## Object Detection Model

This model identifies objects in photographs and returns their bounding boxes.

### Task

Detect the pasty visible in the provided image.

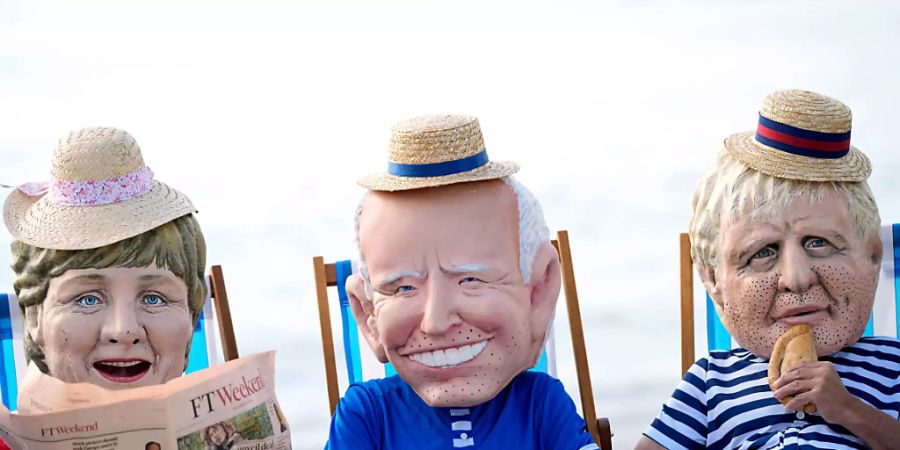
[768,324,817,414]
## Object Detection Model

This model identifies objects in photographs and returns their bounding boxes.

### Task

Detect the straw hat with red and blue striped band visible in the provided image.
[724,89,871,182]
[358,115,519,191]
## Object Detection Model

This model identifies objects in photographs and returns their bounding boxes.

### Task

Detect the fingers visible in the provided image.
[783,392,814,412]
[773,361,831,389]
[773,378,810,400]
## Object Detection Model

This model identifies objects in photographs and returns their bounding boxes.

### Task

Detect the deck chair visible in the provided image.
[314,230,613,450]
[678,224,900,375]
[0,264,238,411]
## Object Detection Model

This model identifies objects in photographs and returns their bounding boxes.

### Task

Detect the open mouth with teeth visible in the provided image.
[407,340,489,369]
[92,359,152,383]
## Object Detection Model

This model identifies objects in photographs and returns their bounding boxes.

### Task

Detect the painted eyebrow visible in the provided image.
[62,273,108,284]
[137,274,177,283]
[378,271,423,286]
[446,263,494,274]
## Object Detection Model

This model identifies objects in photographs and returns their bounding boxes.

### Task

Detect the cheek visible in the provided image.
[722,275,781,353]
[143,311,193,357]
[375,303,421,348]
[43,310,100,357]
[813,264,877,351]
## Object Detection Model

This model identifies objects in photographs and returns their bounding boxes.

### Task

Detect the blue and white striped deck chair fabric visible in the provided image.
[0,286,221,411]
[330,259,558,388]
[698,223,900,355]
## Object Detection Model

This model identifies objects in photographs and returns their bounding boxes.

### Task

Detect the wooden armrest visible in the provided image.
[596,417,613,450]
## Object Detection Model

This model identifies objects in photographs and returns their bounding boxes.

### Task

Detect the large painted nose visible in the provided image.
[419,277,463,336]
[778,244,817,294]
[100,298,147,345]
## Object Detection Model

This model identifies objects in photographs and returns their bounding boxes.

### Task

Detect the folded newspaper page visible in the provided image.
[0,351,291,450]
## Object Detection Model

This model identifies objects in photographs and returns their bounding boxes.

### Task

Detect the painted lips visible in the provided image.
[774,305,829,326]
[92,359,151,383]
[407,340,489,369]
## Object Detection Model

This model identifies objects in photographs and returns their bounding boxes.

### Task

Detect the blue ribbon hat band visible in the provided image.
[387,150,490,178]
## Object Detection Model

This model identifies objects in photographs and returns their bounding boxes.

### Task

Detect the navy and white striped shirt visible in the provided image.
[645,337,900,449]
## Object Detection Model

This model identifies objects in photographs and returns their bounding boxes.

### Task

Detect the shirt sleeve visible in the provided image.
[537,376,599,450]
[324,384,380,450]
[643,358,710,450]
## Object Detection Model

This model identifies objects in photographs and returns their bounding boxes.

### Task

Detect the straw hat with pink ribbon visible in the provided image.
[358,115,519,191]
[3,127,196,250]
[724,89,871,182]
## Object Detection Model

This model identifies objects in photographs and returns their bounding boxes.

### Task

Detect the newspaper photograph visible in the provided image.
[0,352,290,450]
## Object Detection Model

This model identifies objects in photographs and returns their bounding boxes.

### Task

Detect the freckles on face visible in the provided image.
[812,263,876,352]
[720,263,877,358]
[409,319,533,406]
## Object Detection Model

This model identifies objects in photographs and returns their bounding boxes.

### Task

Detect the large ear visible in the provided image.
[528,242,562,338]
[345,273,388,363]
[697,263,723,308]
[24,304,44,347]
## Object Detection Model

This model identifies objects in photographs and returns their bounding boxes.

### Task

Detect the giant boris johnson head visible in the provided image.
[690,90,881,359]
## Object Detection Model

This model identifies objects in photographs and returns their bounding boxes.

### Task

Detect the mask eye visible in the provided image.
[805,238,827,249]
[76,294,102,307]
[394,285,415,295]
[751,246,777,261]
[142,294,167,306]
[459,276,484,285]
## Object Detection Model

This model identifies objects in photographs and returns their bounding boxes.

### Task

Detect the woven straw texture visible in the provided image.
[725,89,871,182]
[3,127,196,250]
[359,115,519,191]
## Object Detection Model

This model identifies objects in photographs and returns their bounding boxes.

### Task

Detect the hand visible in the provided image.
[772,361,855,424]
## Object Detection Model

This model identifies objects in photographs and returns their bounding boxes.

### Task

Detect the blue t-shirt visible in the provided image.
[325,371,599,450]
[644,336,900,449]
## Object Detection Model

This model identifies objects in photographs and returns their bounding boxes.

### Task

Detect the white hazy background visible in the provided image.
[2,1,899,448]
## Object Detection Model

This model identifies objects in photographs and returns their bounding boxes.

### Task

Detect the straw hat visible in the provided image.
[724,89,870,182]
[3,127,196,250]
[358,115,519,191]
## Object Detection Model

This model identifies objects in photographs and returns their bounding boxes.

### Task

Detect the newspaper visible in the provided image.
[0,352,291,450]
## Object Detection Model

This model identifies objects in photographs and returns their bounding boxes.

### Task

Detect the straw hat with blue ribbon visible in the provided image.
[358,115,519,191]
[724,89,871,182]
[4,127,196,250]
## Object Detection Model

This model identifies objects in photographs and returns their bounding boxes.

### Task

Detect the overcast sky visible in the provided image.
[2,1,899,448]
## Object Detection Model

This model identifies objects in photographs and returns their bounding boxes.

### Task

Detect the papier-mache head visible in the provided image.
[689,90,881,358]
[348,115,562,407]
[4,127,207,389]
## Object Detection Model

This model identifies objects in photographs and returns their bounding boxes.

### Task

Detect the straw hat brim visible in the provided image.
[724,131,871,182]
[358,160,520,191]
[3,180,196,250]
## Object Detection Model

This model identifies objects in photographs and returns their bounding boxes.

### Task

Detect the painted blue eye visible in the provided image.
[77,295,101,307]
[142,294,166,306]
[806,238,827,248]
[460,276,482,284]
[754,247,777,259]
[395,286,415,294]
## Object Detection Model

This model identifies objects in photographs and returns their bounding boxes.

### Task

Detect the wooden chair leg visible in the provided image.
[209,265,239,361]
[596,417,613,450]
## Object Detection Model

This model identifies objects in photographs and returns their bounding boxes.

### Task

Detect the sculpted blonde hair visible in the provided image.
[689,149,880,269]
[10,214,207,373]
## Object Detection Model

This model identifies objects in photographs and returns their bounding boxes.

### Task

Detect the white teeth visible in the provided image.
[433,349,448,367]
[444,347,461,366]
[408,340,488,369]
[99,361,144,367]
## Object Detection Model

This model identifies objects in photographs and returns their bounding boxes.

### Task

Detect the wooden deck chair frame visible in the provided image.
[314,230,613,450]
[209,265,239,362]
